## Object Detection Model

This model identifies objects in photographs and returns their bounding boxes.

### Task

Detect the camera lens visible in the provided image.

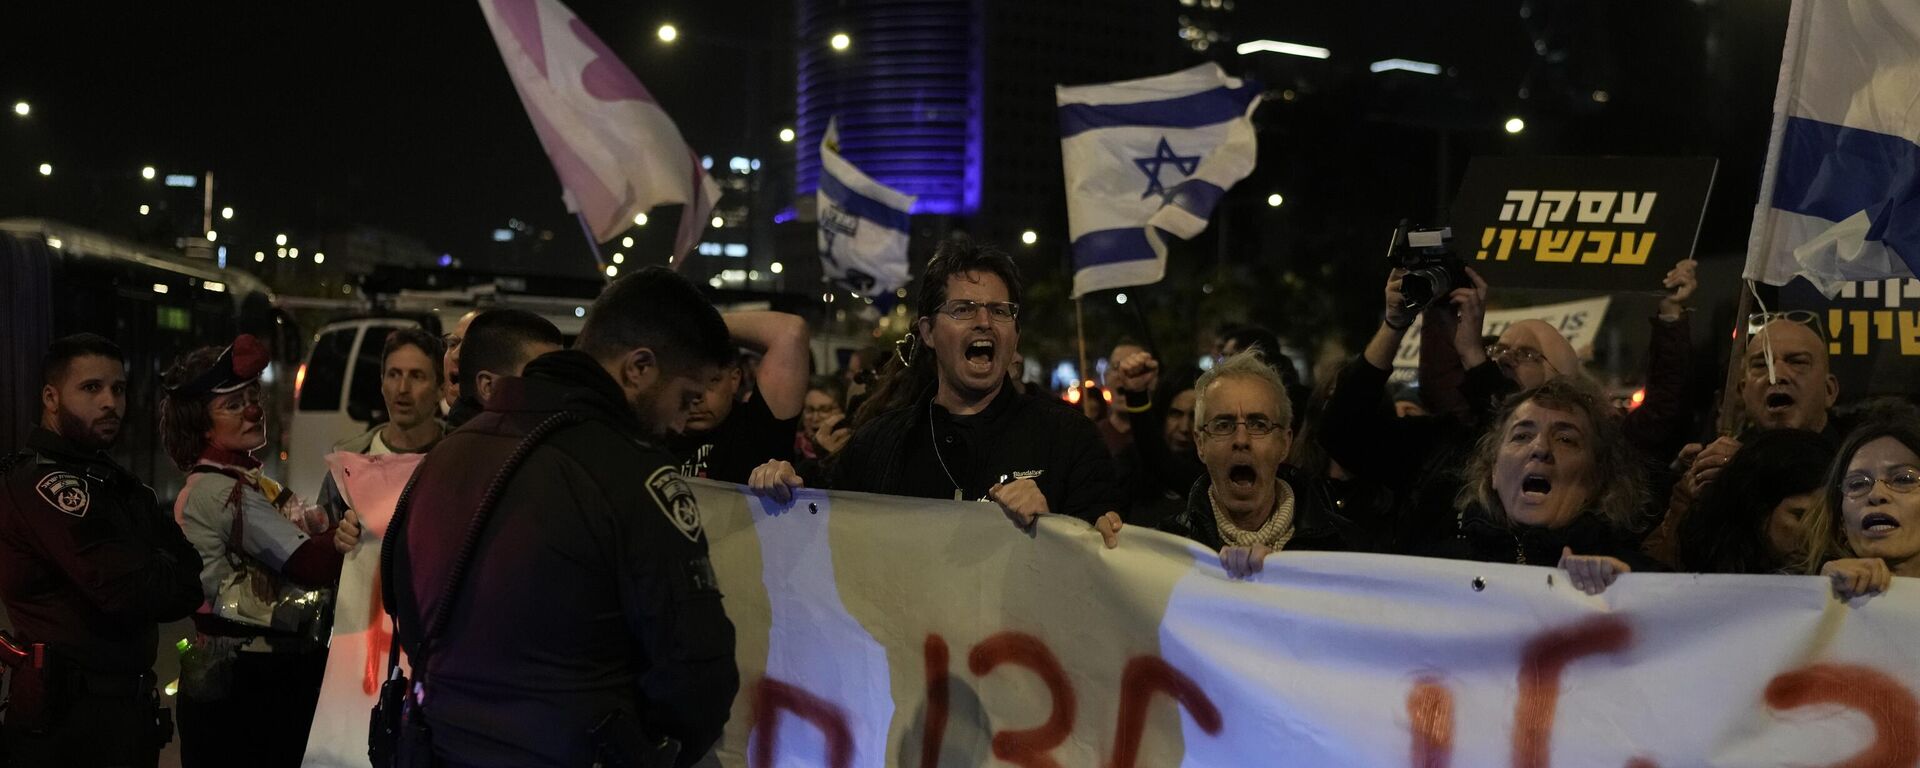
[1401,268,1451,311]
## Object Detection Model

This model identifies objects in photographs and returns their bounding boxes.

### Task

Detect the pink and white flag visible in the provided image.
[478,0,719,263]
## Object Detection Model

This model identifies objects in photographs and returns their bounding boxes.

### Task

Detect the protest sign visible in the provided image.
[1451,156,1716,291]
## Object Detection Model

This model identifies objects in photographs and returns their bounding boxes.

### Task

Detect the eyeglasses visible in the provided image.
[1747,310,1823,338]
[209,390,263,415]
[1198,416,1283,438]
[934,300,1019,323]
[1840,466,1920,499]
[1486,344,1560,372]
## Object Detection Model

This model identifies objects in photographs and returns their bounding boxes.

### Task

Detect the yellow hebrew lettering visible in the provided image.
[1901,311,1920,356]
[1848,310,1872,355]
[1518,230,1537,252]
[1829,310,1845,356]
[1614,232,1656,265]
[1875,311,1897,341]
[1536,230,1583,263]
[1580,231,1616,264]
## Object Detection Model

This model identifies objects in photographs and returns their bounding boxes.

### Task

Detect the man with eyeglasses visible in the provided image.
[750,237,1125,539]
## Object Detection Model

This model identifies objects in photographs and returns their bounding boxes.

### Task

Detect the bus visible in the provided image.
[0,218,300,501]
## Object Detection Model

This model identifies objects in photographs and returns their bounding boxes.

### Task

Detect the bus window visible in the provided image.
[299,329,355,412]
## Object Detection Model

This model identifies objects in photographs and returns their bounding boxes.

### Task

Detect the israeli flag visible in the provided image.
[1058,64,1262,299]
[817,118,916,297]
[1744,0,1920,294]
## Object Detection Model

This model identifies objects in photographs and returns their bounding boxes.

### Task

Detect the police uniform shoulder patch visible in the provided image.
[35,472,90,518]
[645,466,704,543]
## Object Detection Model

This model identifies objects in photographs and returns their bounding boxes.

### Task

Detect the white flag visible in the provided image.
[1058,64,1262,298]
[817,118,916,297]
[477,0,720,262]
[1743,0,1920,295]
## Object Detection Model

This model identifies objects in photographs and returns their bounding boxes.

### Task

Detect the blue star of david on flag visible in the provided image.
[1134,137,1201,199]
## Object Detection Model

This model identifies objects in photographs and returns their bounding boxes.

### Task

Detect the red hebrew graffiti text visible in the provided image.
[1513,617,1633,768]
[1109,655,1222,768]
[750,676,855,768]
[1765,664,1919,768]
[1408,676,1454,768]
[364,569,391,695]
[969,632,1077,768]
[922,634,951,768]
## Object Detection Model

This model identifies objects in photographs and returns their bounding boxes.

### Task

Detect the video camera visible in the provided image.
[1386,222,1469,315]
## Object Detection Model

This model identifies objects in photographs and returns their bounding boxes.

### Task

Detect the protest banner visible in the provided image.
[1388,296,1612,384]
[302,451,421,768]
[699,480,1919,768]
[1450,157,1716,292]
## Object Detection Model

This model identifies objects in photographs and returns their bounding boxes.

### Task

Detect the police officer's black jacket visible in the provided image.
[392,350,737,768]
[827,381,1124,522]
[1159,466,1381,553]
[0,427,203,675]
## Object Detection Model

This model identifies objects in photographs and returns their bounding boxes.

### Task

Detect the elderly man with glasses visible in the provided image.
[750,237,1125,539]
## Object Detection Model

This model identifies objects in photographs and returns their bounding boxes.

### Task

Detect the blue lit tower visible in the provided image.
[795,0,1180,252]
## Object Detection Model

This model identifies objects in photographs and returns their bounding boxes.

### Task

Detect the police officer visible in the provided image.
[0,333,205,767]
[391,267,739,767]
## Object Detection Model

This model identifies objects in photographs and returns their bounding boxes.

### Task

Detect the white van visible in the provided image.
[284,316,427,502]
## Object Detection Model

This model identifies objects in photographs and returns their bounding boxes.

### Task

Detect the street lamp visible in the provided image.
[657,24,678,43]
[206,230,218,242]
[275,233,288,246]
[633,213,648,227]
[1504,117,1526,134]
[711,215,724,229]
[314,252,325,264]
[37,163,51,176]
[220,206,234,220]
[1267,193,1284,207]
[1020,229,1038,246]
[778,127,795,143]
[12,102,28,117]
[141,166,156,180]
[139,205,151,216]
[830,32,851,51]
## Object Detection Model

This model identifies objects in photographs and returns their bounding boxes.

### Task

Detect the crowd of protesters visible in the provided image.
[4,232,1917,767]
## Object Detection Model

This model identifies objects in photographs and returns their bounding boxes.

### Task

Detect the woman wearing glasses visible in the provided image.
[159,336,352,767]
[1801,419,1920,598]
[1155,352,1375,577]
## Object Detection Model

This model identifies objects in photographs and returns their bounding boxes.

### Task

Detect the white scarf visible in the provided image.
[1209,479,1297,550]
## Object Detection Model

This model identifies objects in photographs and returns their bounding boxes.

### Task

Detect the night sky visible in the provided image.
[2,1,787,272]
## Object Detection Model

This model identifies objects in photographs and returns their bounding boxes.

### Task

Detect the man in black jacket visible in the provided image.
[0,334,204,767]
[750,238,1125,536]
[392,268,739,768]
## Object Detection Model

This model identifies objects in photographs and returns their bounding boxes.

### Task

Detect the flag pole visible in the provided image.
[574,212,611,281]
[1712,286,1757,436]
[1075,297,1091,395]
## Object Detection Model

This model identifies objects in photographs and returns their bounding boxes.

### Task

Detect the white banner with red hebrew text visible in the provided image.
[697,481,1920,768]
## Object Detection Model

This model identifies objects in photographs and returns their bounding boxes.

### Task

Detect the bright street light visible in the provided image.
[289,247,299,259]
[275,233,288,246]
[1504,116,1527,134]
[778,127,795,143]
[139,204,151,216]
[141,166,156,180]
[37,163,51,176]
[314,252,325,264]
[1116,293,1129,305]
[253,252,265,263]
[711,215,724,229]
[612,252,625,264]
[621,236,634,248]
[220,206,234,220]
[830,32,851,51]
[770,261,784,274]
[1020,229,1038,246]
[205,230,218,242]
[12,102,28,117]
[605,264,619,277]
[633,213,648,227]
[1267,193,1284,208]
[657,24,678,43]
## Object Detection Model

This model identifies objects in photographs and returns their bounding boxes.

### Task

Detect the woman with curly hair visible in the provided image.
[1439,378,1660,594]
[1675,429,1834,574]
[160,335,355,767]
